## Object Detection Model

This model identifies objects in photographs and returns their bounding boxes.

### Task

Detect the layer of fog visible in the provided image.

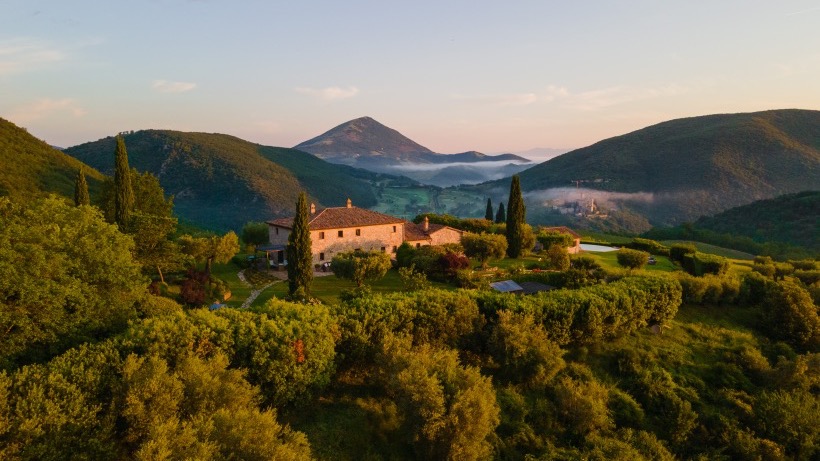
[524,187,655,210]
[383,160,531,172]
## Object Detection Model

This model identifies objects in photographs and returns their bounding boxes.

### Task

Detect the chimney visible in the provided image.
[423,216,429,232]
[310,203,316,214]
[346,198,352,208]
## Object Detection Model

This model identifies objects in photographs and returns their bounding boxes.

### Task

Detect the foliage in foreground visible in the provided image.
[2,191,819,460]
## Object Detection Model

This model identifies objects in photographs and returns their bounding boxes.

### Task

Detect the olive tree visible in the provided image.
[462,232,507,268]
[332,250,392,287]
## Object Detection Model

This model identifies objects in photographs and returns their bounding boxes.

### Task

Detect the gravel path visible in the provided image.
[237,270,281,309]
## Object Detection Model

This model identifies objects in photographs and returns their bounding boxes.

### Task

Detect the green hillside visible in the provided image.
[0,118,105,199]
[64,130,381,231]
[647,191,820,257]
[485,109,820,226]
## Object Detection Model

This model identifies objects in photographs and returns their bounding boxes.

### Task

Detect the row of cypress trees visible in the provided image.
[72,135,134,232]
[483,175,526,258]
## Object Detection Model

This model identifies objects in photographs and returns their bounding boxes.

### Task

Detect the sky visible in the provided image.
[1,1,819,154]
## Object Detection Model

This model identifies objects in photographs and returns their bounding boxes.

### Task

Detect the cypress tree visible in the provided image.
[114,135,134,228]
[287,192,313,298]
[485,198,494,221]
[505,175,526,258]
[74,167,90,206]
[495,202,506,224]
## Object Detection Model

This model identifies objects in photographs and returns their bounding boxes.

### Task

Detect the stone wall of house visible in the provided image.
[310,222,405,265]
[269,226,290,246]
[429,228,463,246]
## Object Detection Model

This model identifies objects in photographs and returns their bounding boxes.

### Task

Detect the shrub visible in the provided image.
[488,310,565,386]
[794,270,820,286]
[395,242,415,268]
[789,260,818,271]
[462,232,507,268]
[544,244,571,271]
[669,243,697,263]
[398,265,431,291]
[537,231,574,249]
[682,252,730,276]
[617,248,649,269]
[628,238,669,256]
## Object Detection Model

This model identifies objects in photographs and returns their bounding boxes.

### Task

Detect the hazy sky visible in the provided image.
[2,1,818,153]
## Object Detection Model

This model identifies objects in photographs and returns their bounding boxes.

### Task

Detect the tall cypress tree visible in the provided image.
[114,135,134,228]
[495,202,506,224]
[485,198,494,221]
[505,175,526,258]
[74,167,90,206]
[287,192,313,298]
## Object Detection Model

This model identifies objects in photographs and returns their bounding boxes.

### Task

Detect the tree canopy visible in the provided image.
[287,192,313,299]
[506,175,526,258]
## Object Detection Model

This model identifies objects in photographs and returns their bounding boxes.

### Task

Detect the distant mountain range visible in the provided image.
[294,116,532,186]
[4,109,819,235]
[478,109,820,227]
[63,130,407,231]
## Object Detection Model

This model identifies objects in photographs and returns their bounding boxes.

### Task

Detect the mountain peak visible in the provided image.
[294,117,435,163]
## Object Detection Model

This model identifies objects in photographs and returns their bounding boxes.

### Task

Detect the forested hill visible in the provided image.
[647,191,820,256]
[64,130,383,231]
[0,118,106,199]
[485,109,820,225]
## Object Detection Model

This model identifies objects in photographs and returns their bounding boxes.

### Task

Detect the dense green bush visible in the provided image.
[682,252,730,276]
[674,273,741,305]
[628,238,670,256]
[488,310,565,387]
[335,289,484,366]
[377,336,500,460]
[669,243,697,264]
[536,230,575,249]
[475,275,681,345]
[617,248,650,269]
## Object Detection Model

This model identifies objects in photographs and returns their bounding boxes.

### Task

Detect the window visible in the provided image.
[338,230,344,238]
[392,225,397,233]
[381,246,386,252]
[275,228,279,235]
[392,246,397,253]
[355,229,361,236]
[319,252,325,261]
[319,231,325,240]
[416,243,421,248]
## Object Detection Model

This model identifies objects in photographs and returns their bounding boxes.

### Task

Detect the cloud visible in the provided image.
[152,80,197,93]
[7,98,87,123]
[452,84,684,111]
[295,86,359,101]
[0,38,65,76]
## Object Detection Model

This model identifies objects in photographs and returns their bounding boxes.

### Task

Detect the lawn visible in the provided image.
[579,250,678,273]
[265,269,455,306]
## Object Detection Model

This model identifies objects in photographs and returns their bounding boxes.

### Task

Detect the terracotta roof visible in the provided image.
[267,206,405,231]
[404,222,463,242]
[541,226,581,239]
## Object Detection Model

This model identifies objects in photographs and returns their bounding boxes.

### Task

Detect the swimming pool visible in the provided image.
[580,243,619,252]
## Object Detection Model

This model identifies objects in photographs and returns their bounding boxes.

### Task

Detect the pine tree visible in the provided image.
[287,192,313,299]
[506,175,526,258]
[485,198,494,221]
[74,167,90,206]
[495,202,506,224]
[114,136,134,228]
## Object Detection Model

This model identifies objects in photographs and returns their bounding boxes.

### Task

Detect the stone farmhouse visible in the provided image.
[266,199,463,265]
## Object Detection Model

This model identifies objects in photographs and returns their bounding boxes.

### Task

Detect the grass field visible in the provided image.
[661,240,756,260]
